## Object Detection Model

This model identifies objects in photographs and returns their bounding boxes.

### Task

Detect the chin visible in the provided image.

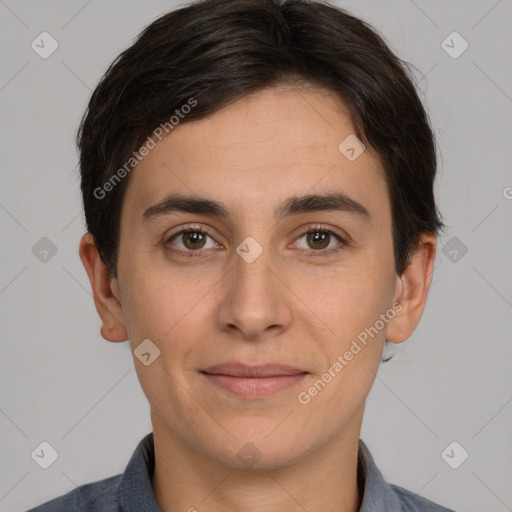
[204,430,311,471]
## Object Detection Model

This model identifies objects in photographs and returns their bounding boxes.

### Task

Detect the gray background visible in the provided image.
[1,1,511,511]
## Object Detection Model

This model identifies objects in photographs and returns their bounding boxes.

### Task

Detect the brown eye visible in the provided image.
[167,229,218,255]
[292,226,347,258]
[306,231,331,250]
[180,230,207,250]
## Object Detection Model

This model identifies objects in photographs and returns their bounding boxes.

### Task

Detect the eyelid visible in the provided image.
[290,223,348,245]
[288,223,348,257]
[166,223,218,241]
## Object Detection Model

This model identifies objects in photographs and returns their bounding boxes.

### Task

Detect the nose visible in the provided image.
[215,242,293,341]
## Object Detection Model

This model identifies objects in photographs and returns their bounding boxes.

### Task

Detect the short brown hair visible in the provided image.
[77,0,444,278]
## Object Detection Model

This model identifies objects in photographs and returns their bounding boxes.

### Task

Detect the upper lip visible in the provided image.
[201,363,307,377]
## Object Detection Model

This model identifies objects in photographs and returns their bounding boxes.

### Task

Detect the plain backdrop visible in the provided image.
[1,1,511,511]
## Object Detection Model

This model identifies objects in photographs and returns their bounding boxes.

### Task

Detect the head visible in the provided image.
[79,0,443,468]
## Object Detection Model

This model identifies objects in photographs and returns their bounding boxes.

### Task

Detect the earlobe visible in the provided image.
[385,234,437,344]
[78,233,128,342]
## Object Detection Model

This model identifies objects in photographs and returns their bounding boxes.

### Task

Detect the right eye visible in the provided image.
[166,227,221,257]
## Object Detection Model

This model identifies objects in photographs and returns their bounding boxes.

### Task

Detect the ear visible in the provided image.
[78,233,128,342]
[386,233,437,344]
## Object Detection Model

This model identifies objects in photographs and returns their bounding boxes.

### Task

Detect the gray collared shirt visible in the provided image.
[27,432,455,511]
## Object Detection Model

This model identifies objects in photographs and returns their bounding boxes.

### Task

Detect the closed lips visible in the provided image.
[201,363,308,377]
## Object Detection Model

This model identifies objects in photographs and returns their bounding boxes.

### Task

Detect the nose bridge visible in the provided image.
[216,233,292,338]
[232,234,276,305]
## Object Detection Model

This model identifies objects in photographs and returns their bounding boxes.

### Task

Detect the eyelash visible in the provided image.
[165,223,348,259]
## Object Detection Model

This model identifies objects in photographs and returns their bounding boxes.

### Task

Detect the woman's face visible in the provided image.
[112,84,404,468]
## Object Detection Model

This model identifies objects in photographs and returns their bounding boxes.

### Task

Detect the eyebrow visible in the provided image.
[142,192,371,223]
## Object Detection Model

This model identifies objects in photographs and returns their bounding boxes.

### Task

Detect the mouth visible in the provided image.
[200,363,309,398]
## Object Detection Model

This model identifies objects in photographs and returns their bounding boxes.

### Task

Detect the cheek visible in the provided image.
[296,270,389,415]
[119,266,176,343]
[305,263,390,345]
[120,260,216,354]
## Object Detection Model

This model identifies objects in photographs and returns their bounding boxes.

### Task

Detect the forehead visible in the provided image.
[122,85,389,225]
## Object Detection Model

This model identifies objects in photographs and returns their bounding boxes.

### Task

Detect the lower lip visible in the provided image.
[201,372,308,398]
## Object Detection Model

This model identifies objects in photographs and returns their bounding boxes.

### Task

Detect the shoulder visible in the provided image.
[390,483,456,512]
[27,432,157,512]
[357,439,455,512]
[26,474,123,512]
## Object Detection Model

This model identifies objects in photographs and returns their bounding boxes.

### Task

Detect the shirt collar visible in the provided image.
[119,432,161,511]
[119,432,403,512]
[357,438,404,511]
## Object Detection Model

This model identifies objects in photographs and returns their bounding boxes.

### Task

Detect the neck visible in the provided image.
[151,409,364,512]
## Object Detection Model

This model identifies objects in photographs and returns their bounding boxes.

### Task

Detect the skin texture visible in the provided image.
[79,84,436,512]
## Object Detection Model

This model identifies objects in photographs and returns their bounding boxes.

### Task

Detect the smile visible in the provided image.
[200,363,309,398]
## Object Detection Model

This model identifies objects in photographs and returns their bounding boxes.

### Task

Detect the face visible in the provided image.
[106,84,406,467]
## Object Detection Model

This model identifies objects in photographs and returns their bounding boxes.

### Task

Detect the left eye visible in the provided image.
[293,230,345,252]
